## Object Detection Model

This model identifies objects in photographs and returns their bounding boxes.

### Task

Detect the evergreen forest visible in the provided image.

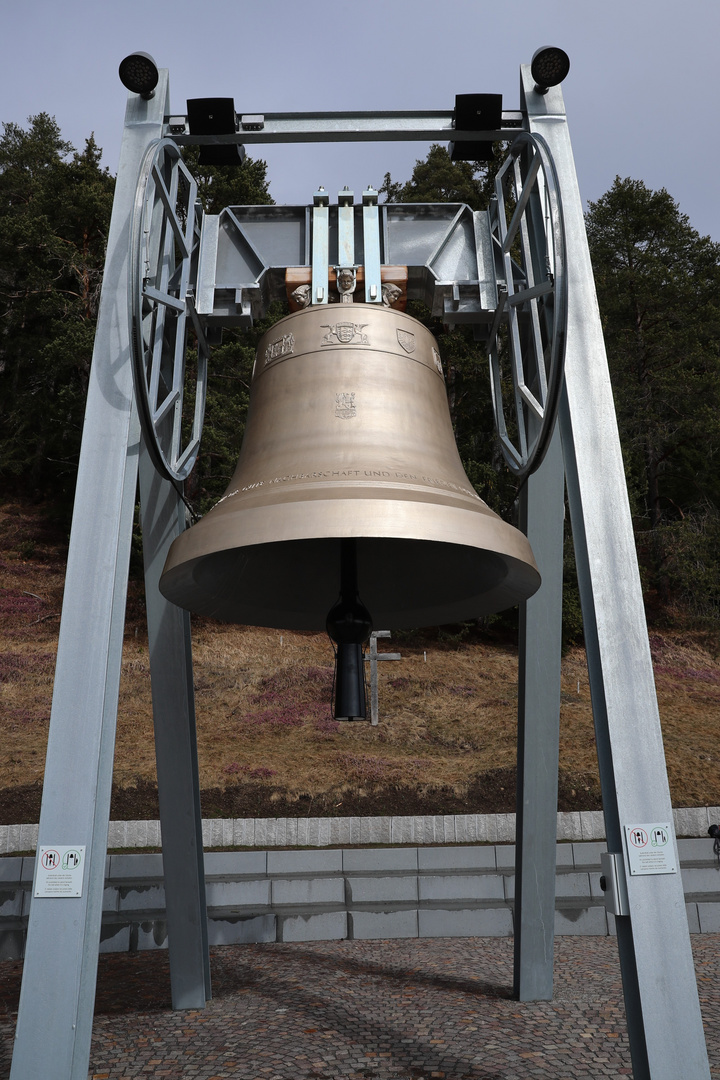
[1,115,719,638]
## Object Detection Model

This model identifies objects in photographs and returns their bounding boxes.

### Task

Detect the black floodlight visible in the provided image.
[530,46,570,94]
[450,93,502,162]
[187,98,246,166]
[119,52,159,99]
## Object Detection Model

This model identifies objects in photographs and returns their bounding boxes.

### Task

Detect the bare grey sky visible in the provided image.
[3,0,718,238]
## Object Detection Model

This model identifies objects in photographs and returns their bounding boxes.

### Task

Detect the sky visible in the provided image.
[3,0,719,240]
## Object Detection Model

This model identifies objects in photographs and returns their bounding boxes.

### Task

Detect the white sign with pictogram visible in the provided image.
[624,823,676,876]
[34,845,86,897]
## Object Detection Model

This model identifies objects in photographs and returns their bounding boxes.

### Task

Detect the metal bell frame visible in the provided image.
[488,131,567,480]
[130,137,209,486]
[8,61,711,1080]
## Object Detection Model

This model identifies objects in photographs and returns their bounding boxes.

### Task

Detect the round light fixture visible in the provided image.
[119,52,159,99]
[530,46,570,93]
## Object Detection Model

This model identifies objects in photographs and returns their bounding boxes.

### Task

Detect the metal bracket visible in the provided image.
[312,187,330,304]
[337,186,355,267]
[362,187,381,303]
[600,851,630,917]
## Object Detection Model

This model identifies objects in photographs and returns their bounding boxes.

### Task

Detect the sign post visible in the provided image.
[366,631,401,725]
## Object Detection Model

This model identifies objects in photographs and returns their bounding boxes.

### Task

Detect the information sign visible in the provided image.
[34,845,86,897]
[624,823,676,876]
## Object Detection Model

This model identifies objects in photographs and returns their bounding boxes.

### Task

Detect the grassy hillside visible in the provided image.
[1,499,719,824]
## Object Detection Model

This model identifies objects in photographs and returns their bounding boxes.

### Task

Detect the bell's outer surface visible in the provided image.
[160,305,540,629]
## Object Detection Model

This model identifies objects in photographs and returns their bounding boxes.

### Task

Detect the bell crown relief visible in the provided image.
[382,283,402,308]
[292,277,402,311]
[336,267,357,303]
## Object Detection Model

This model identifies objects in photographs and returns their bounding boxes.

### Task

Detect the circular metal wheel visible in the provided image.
[487,131,567,480]
[129,138,208,486]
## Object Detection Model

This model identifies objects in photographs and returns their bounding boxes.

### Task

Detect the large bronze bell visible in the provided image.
[159,304,540,631]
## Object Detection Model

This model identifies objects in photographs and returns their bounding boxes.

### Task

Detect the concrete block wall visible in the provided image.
[2,838,719,960]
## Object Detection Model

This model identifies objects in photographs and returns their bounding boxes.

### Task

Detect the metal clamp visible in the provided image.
[600,851,630,917]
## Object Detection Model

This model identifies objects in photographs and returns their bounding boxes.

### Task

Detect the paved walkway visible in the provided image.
[0,935,718,1079]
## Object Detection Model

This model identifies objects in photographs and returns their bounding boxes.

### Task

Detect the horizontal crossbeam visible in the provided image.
[168,110,524,146]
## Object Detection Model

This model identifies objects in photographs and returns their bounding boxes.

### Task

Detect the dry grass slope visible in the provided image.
[1,499,719,822]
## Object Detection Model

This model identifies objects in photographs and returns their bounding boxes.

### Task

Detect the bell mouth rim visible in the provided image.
[160,532,541,632]
[162,493,537,575]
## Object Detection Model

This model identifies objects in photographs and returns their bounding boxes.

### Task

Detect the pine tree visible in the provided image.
[379,143,503,210]
[0,116,115,508]
[586,177,720,614]
[180,146,273,214]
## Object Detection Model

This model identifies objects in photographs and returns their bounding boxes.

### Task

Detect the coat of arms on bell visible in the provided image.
[397,329,416,353]
[321,322,369,346]
[335,392,357,419]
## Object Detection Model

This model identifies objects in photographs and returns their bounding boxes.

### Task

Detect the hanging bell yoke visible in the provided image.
[129,137,567,494]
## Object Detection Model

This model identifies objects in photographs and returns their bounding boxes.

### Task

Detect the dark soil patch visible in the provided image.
[0,768,603,826]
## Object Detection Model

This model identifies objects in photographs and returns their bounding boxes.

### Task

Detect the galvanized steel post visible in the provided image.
[522,65,710,1079]
[10,77,169,1080]
[514,427,564,1000]
[138,445,212,1009]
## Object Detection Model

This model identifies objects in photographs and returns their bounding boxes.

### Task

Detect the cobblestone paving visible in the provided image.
[0,935,719,1078]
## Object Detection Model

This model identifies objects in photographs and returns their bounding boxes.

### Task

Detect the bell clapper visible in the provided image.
[326,539,373,721]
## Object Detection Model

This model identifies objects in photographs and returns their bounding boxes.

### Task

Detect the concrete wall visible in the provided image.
[2,838,719,960]
[1,806,718,854]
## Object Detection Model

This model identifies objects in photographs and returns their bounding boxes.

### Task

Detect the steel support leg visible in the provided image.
[523,66,710,1079]
[138,445,211,1008]
[10,79,169,1080]
[514,428,564,1000]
